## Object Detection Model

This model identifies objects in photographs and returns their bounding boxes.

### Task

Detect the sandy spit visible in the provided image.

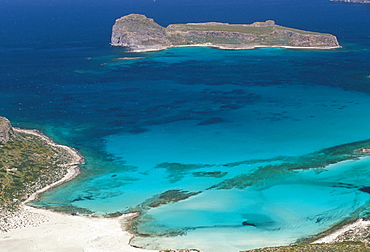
[0,206,157,252]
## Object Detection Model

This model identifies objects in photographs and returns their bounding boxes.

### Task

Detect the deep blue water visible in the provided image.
[1,0,370,251]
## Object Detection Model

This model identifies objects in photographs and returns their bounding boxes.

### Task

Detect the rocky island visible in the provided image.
[111,14,340,52]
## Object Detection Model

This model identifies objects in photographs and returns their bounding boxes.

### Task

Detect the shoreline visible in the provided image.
[120,43,342,53]
[312,218,370,244]
[12,128,84,205]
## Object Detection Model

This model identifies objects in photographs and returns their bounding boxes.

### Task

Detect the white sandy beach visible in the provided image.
[313,218,370,244]
[128,43,341,53]
[0,206,157,252]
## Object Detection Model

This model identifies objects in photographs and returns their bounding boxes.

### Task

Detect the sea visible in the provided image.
[1,0,370,251]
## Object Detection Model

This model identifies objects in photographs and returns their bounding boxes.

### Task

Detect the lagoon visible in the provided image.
[1,0,370,251]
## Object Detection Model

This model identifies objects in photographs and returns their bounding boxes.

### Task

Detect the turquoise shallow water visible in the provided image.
[28,47,370,251]
[1,0,370,251]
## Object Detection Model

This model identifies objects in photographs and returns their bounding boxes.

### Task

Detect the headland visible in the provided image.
[111,14,341,52]
[0,117,84,231]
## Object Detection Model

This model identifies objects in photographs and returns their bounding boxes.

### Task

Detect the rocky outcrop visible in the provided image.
[111,14,171,51]
[111,14,340,52]
[0,117,14,143]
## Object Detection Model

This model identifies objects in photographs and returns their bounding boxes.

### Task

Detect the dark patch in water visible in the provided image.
[197,117,226,126]
[359,187,370,193]
[220,104,242,110]
[242,221,256,227]
[128,128,148,134]
[119,88,140,92]
[155,162,213,183]
[107,107,123,112]
[71,195,94,202]
[335,182,356,189]
[193,171,227,178]
[107,120,128,126]
[210,139,370,190]
[128,190,202,213]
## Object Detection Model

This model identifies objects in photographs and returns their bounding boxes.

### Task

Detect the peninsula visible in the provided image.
[111,14,340,52]
[0,116,84,230]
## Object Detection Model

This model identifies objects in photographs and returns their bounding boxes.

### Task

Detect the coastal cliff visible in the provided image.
[0,117,14,143]
[111,14,340,52]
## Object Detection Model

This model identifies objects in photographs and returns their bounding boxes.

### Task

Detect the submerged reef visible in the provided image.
[155,162,213,183]
[192,171,227,178]
[125,138,370,244]
[210,139,370,190]
[137,189,201,210]
[126,189,201,237]
[111,14,340,52]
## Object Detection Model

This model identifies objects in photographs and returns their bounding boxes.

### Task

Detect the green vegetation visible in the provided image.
[242,241,370,252]
[157,241,370,252]
[168,23,275,34]
[167,22,327,36]
[0,131,78,211]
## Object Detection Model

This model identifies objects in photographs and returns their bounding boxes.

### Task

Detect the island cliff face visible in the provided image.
[111,14,340,52]
[0,117,14,144]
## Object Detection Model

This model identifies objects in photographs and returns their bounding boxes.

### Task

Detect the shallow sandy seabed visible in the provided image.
[1,129,368,252]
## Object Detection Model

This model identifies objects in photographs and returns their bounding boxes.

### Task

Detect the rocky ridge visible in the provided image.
[0,116,14,143]
[111,14,340,52]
